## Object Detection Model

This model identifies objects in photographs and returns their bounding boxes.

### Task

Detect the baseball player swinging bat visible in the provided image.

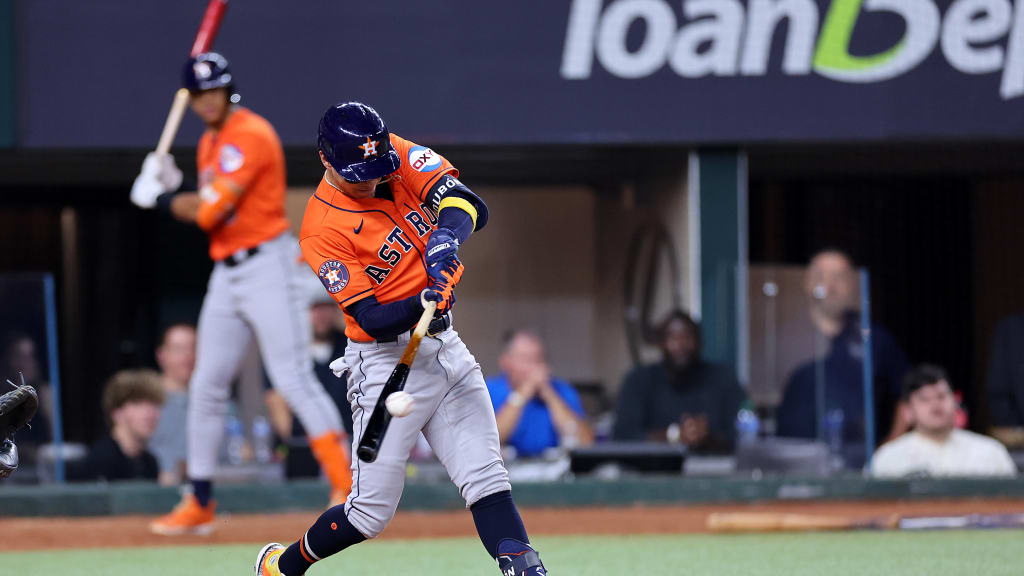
[254,103,547,576]
[707,512,1024,533]
[357,300,438,463]
[155,0,229,154]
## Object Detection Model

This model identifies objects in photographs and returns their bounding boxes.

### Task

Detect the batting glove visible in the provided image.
[328,357,348,379]
[425,228,459,285]
[420,288,443,309]
[156,153,183,192]
[427,260,463,314]
[130,152,182,209]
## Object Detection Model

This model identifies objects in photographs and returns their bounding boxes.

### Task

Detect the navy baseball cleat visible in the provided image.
[497,539,547,576]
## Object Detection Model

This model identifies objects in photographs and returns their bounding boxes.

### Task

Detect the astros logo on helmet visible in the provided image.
[359,137,379,159]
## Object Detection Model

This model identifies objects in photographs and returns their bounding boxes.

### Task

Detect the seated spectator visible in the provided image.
[613,310,744,453]
[487,330,593,457]
[68,370,163,482]
[987,313,1024,447]
[148,323,195,486]
[776,250,909,455]
[872,365,1016,477]
[264,288,352,478]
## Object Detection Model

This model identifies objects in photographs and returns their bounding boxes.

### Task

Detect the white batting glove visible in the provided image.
[130,152,180,209]
[130,171,163,209]
[329,357,348,378]
[156,153,183,192]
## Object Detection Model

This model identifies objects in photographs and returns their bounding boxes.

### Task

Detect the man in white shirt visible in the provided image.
[872,364,1017,477]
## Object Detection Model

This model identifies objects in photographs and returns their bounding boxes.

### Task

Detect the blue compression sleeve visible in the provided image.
[436,199,475,244]
[346,294,424,340]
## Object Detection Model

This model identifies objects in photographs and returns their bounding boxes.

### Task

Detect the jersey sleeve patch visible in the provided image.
[407,145,442,173]
[219,144,245,173]
[318,260,350,294]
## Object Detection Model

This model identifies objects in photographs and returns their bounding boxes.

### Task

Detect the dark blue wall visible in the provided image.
[15,0,1024,148]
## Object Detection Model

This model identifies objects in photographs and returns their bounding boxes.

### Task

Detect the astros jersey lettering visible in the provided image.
[196,107,290,261]
[300,133,458,342]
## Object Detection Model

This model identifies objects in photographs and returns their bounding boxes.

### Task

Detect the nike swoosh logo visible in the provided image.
[354,219,364,234]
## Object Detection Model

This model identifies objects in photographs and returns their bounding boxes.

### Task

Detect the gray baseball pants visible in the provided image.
[339,327,510,538]
[187,233,343,480]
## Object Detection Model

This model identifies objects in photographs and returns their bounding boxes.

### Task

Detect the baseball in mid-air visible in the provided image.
[385,391,415,417]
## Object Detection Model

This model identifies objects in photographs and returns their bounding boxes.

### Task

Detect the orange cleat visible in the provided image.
[149,493,217,536]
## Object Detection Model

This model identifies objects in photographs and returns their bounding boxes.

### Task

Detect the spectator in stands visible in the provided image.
[986,313,1024,449]
[264,287,352,478]
[487,329,593,457]
[148,324,195,486]
[613,310,744,453]
[68,370,163,482]
[0,332,51,468]
[776,250,909,457]
[872,364,1016,477]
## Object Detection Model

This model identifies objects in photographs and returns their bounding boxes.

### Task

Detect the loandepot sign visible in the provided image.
[562,0,1024,99]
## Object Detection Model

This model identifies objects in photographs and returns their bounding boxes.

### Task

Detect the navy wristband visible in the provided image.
[155,191,178,216]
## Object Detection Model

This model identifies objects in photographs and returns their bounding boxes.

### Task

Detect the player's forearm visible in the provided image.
[345,294,425,340]
[157,192,200,223]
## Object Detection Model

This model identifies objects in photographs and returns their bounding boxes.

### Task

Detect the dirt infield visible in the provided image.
[2,499,1023,551]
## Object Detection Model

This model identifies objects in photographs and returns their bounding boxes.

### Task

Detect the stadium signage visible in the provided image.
[562,0,1024,99]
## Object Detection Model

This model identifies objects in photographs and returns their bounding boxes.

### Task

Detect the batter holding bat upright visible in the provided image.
[254,102,548,576]
[130,53,352,535]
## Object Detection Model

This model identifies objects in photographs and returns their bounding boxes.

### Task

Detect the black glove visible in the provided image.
[0,376,39,479]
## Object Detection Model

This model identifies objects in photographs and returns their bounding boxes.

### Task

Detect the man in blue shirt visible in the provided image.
[486,330,593,457]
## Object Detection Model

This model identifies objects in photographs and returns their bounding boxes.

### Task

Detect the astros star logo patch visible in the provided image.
[317,260,349,294]
[359,137,378,159]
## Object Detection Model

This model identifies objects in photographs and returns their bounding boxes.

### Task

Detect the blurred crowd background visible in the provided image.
[2,0,1024,486]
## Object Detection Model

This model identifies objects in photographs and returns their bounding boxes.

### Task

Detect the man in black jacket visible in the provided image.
[613,310,745,453]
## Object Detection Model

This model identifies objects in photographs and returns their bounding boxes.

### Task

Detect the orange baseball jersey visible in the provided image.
[300,133,458,342]
[196,107,290,261]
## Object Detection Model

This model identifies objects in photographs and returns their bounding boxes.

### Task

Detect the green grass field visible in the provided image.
[4,531,1023,576]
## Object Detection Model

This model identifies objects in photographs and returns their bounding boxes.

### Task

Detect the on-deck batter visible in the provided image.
[129,53,352,535]
[254,102,548,576]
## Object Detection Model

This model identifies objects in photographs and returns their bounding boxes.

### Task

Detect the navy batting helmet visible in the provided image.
[183,52,239,101]
[317,102,400,182]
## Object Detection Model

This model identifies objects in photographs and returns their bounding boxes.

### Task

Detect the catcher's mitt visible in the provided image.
[0,376,39,479]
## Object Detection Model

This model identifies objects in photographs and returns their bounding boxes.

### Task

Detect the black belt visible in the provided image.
[222,246,260,267]
[376,313,451,343]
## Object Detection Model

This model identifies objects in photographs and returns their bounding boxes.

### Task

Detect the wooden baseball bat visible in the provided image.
[707,512,1024,533]
[707,512,899,533]
[356,301,438,463]
[155,0,229,155]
